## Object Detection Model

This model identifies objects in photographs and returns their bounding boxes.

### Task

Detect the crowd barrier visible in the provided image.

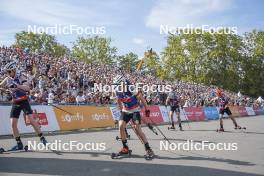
[0,105,263,135]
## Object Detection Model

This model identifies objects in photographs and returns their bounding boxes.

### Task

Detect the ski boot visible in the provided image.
[40,136,48,146]
[144,148,154,160]
[216,128,225,132]
[111,147,132,159]
[9,142,28,152]
[179,126,183,131]
[168,126,176,130]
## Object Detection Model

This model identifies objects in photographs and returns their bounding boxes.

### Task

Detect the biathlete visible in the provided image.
[0,61,47,150]
[212,88,243,132]
[112,75,154,157]
[166,88,183,131]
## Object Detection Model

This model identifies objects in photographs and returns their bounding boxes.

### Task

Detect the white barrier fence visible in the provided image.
[0,106,59,135]
[0,105,262,135]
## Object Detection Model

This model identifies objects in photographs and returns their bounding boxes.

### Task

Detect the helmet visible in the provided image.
[112,75,125,85]
[4,61,17,71]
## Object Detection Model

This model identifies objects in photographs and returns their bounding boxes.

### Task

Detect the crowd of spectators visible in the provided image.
[0,46,263,108]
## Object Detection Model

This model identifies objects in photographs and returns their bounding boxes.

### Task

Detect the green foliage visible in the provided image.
[161,30,264,97]
[14,31,67,57]
[117,52,138,71]
[11,30,264,97]
[72,36,117,65]
[141,50,163,77]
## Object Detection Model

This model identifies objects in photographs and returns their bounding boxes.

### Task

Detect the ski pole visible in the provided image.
[129,121,144,144]
[50,104,74,115]
[182,107,191,130]
[143,113,172,144]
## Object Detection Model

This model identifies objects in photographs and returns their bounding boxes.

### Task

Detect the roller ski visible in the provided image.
[168,126,176,130]
[234,126,246,133]
[116,135,130,140]
[216,128,225,132]
[234,126,246,130]
[0,148,5,154]
[4,143,28,152]
[144,149,154,160]
[111,147,132,159]
[40,136,61,155]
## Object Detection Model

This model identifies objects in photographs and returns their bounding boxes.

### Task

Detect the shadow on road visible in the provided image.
[0,157,261,176]
[185,129,264,135]
[17,147,255,167]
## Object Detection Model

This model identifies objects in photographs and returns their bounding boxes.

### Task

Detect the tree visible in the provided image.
[14,31,67,57]
[117,52,138,71]
[72,36,117,65]
[161,29,244,91]
[141,50,163,77]
[240,31,264,97]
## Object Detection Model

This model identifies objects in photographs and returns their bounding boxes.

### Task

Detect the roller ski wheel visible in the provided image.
[111,148,132,159]
[216,128,225,132]
[234,126,246,130]
[127,134,131,140]
[179,127,184,131]
[0,148,5,153]
[144,149,154,160]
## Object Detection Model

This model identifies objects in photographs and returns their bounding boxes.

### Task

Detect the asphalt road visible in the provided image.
[0,116,264,176]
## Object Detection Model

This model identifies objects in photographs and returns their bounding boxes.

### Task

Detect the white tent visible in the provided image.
[256,96,263,103]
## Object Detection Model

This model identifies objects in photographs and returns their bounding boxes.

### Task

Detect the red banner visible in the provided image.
[253,106,262,115]
[238,106,248,117]
[184,107,206,121]
[24,110,48,126]
[140,105,164,124]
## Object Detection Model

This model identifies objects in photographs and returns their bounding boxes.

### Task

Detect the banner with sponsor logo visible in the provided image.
[253,106,262,115]
[245,107,256,116]
[0,105,59,135]
[237,106,248,117]
[260,107,264,115]
[159,106,187,122]
[24,110,48,126]
[140,105,164,124]
[53,106,114,130]
[109,106,121,121]
[183,107,206,121]
[203,107,219,120]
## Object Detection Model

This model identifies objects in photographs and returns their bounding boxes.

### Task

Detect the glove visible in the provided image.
[145,109,150,117]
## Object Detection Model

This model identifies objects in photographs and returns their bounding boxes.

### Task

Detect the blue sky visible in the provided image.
[0,0,264,57]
